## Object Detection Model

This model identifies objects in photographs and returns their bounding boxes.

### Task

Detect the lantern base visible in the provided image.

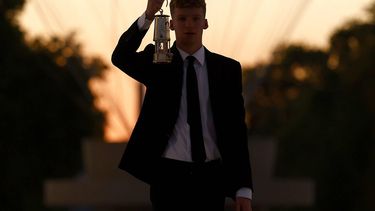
[153,52,173,64]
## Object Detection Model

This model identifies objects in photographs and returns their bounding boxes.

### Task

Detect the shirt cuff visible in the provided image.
[137,12,153,31]
[236,187,253,200]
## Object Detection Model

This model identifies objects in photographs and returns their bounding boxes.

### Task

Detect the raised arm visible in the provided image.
[111,0,166,85]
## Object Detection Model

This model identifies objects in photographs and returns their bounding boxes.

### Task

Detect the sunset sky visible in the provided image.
[18,0,373,141]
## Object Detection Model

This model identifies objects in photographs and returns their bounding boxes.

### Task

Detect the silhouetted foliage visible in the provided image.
[366,1,375,22]
[244,1,375,211]
[244,44,329,135]
[0,1,106,210]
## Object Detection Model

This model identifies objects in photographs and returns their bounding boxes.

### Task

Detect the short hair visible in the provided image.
[169,0,206,17]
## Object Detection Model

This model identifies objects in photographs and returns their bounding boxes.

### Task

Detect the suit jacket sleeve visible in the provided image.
[111,19,155,86]
[223,59,254,197]
[231,61,253,196]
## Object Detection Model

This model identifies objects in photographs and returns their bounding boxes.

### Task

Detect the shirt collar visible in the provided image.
[177,46,205,66]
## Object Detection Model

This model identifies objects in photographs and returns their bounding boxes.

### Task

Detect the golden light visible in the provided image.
[292,66,309,81]
[47,42,59,53]
[55,56,66,67]
[348,36,359,50]
[62,47,74,58]
[328,54,340,70]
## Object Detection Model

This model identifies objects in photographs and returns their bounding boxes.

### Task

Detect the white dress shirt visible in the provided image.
[136,12,252,200]
[162,47,222,162]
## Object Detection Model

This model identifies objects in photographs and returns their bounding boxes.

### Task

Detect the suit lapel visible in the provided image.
[205,48,221,107]
[169,43,184,93]
[170,43,183,71]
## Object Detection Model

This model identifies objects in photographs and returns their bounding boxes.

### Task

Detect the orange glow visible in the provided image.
[293,66,309,81]
[62,47,74,58]
[328,54,340,70]
[18,0,373,142]
[55,56,66,67]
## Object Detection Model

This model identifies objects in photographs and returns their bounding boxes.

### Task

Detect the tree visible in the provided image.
[243,1,375,210]
[366,1,375,22]
[243,44,329,136]
[1,1,106,210]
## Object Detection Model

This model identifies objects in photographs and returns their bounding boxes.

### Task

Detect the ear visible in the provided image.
[170,19,175,30]
[204,19,208,30]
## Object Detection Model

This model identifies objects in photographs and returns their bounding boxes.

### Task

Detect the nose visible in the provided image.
[185,18,194,28]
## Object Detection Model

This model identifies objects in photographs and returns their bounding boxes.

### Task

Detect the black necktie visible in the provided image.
[186,56,206,162]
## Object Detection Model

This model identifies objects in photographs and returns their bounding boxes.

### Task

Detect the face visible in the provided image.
[170,7,208,52]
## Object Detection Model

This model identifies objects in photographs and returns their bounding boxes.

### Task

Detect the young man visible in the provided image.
[112,0,253,210]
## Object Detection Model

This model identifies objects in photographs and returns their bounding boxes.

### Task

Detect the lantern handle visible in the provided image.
[159,0,168,15]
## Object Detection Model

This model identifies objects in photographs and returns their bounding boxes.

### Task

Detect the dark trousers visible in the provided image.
[150,158,225,211]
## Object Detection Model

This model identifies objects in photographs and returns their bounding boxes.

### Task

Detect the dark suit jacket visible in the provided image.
[112,20,253,198]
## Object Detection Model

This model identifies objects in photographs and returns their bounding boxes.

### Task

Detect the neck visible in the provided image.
[176,41,203,55]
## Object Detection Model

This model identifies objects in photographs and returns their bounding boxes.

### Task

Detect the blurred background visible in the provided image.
[1,0,374,210]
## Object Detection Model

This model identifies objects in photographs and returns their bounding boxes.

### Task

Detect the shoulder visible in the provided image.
[206,49,241,67]
[205,49,243,82]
